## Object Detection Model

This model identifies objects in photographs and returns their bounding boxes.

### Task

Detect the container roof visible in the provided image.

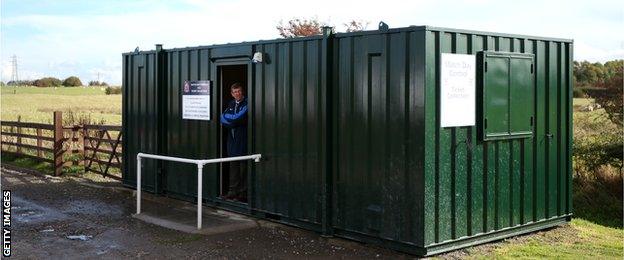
[123,25,572,55]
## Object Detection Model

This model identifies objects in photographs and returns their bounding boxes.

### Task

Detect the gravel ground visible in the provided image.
[1,166,414,259]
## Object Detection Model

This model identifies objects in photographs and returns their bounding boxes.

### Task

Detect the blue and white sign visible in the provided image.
[182,80,211,120]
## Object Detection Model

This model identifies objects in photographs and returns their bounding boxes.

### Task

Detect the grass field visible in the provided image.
[1,86,121,125]
[1,89,622,258]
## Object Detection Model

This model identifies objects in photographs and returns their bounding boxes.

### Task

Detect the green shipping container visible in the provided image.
[122,24,573,256]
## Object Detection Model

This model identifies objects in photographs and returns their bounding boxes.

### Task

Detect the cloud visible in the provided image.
[1,60,46,81]
[575,41,624,62]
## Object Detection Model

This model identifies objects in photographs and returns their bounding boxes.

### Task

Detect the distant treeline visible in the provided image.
[1,59,621,89]
[1,76,109,88]
[574,60,622,88]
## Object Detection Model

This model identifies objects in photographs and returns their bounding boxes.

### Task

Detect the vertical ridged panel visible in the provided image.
[163,48,217,199]
[423,29,573,247]
[332,31,425,244]
[253,39,325,225]
[122,52,159,191]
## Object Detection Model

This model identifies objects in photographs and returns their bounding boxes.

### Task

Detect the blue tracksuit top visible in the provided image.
[220,97,248,156]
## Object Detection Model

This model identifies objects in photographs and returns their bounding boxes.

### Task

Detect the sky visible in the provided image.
[1,0,622,85]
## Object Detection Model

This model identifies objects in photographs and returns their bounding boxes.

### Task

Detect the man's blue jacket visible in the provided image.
[220,97,248,156]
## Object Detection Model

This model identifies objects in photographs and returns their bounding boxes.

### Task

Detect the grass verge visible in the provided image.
[464,219,623,259]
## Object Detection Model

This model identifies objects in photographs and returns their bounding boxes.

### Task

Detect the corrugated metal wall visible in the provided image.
[331,30,426,245]
[422,28,573,248]
[161,48,216,200]
[123,38,328,226]
[122,52,160,192]
[122,26,572,256]
[252,38,326,226]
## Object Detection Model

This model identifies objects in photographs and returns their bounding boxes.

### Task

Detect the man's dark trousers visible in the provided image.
[229,161,247,198]
[220,97,248,199]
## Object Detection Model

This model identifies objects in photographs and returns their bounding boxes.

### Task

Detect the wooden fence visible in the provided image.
[83,124,122,180]
[0,111,122,179]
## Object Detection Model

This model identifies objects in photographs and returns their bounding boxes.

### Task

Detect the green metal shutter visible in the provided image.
[481,51,534,141]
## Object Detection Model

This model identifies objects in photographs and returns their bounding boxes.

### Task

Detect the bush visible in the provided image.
[33,77,62,87]
[104,86,122,95]
[573,99,623,228]
[62,76,82,87]
[88,80,109,86]
[574,132,623,172]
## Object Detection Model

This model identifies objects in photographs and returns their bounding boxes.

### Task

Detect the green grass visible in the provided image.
[1,86,121,124]
[1,153,86,176]
[0,153,54,174]
[573,97,594,108]
[466,219,623,259]
[1,86,122,180]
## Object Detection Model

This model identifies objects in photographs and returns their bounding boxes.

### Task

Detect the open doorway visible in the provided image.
[218,64,248,204]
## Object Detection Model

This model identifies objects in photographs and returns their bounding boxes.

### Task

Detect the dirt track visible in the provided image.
[1,166,411,259]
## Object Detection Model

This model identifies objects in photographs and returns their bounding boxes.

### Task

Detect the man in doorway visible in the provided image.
[220,83,248,201]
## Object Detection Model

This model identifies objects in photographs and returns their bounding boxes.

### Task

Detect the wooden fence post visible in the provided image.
[82,127,88,168]
[36,128,42,157]
[16,116,22,154]
[53,111,63,176]
[79,127,85,166]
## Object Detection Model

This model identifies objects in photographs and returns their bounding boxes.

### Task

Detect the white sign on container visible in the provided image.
[440,53,476,127]
[182,80,211,120]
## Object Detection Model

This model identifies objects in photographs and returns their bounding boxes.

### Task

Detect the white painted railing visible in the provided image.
[135,152,262,230]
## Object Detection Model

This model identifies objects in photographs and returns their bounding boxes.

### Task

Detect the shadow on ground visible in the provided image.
[2,166,409,259]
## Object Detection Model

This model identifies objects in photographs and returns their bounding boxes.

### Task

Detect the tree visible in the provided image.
[604,60,622,81]
[63,76,83,87]
[33,77,62,87]
[343,20,369,32]
[7,80,34,86]
[277,18,327,38]
[574,61,601,87]
[594,61,623,127]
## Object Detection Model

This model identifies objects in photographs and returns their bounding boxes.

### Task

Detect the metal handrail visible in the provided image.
[135,152,262,230]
